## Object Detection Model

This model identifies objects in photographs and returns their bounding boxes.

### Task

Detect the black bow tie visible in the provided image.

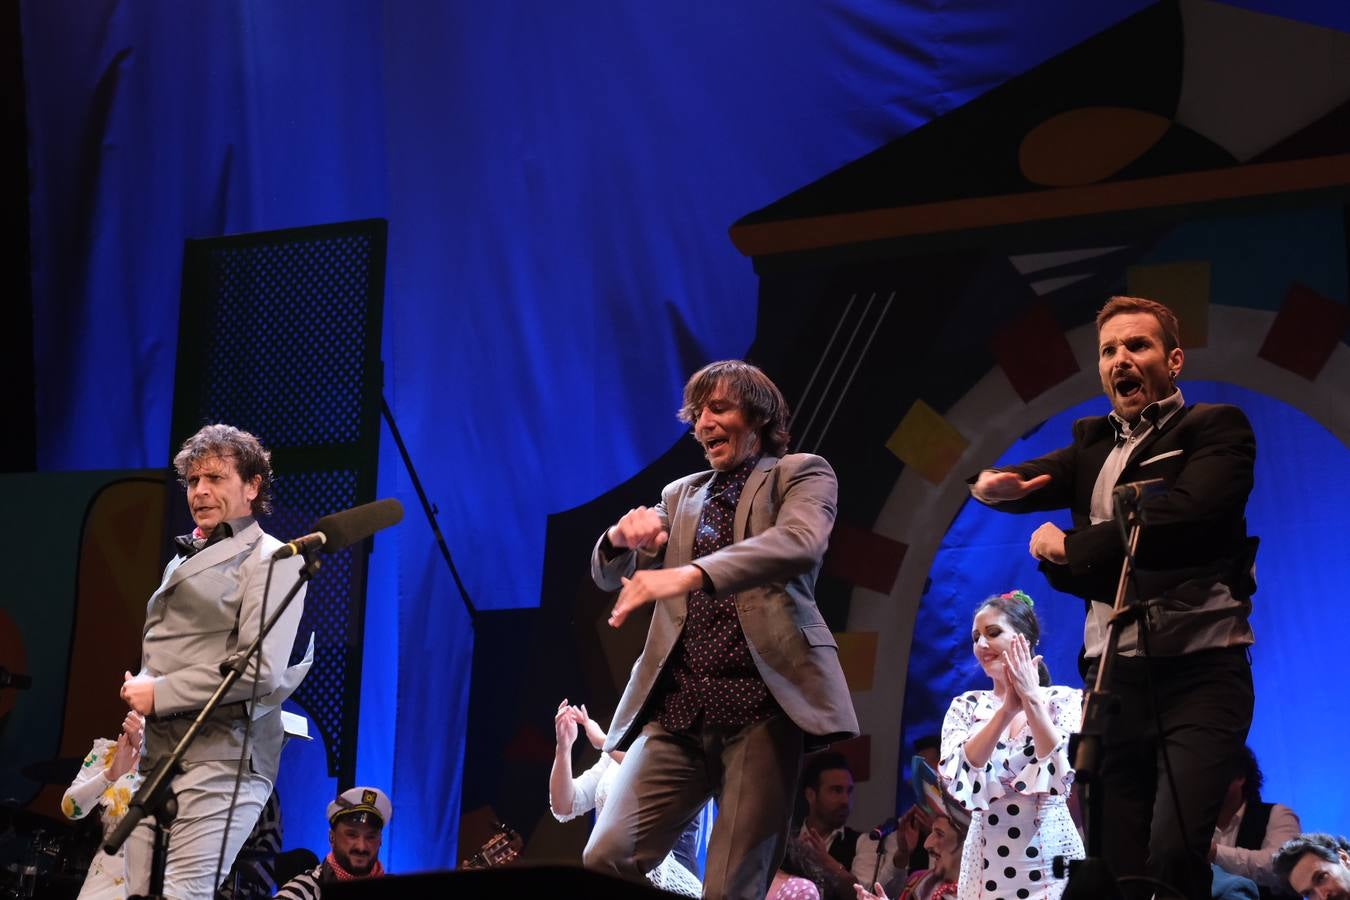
[173,522,234,558]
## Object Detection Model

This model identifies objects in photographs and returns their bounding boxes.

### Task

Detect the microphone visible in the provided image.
[271,498,405,560]
[1112,478,1166,508]
[272,532,326,559]
[869,817,899,841]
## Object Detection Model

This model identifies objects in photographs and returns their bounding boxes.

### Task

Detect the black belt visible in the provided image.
[149,701,250,723]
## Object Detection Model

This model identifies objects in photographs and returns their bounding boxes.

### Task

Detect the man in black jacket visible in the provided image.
[971,296,1259,899]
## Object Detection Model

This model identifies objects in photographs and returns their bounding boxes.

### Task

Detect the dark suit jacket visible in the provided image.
[984,402,1257,605]
[592,453,859,751]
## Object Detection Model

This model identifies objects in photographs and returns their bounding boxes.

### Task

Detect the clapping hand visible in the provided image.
[894,804,930,861]
[1002,633,1043,701]
[854,881,892,900]
[554,698,581,748]
[577,704,607,749]
[108,712,143,781]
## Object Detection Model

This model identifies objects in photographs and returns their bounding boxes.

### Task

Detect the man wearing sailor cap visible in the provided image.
[274,787,391,899]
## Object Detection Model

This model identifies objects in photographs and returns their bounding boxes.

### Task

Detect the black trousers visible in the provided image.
[1088,647,1254,900]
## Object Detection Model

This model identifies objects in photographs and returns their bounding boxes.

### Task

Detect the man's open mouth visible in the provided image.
[1114,377,1142,399]
[705,437,728,451]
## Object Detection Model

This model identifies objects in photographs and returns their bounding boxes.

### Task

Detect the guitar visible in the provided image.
[459,822,523,869]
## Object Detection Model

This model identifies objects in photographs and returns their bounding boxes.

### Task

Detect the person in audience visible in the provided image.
[854,805,968,900]
[1211,745,1301,899]
[549,698,702,897]
[792,752,903,899]
[62,711,144,900]
[273,786,391,899]
[938,590,1084,899]
[1273,834,1350,900]
[912,736,940,773]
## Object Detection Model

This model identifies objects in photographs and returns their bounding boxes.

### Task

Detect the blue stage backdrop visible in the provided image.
[21,0,1349,868]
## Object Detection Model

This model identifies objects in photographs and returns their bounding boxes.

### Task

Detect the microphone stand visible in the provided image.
[104,552,322,900]
[1059,497,1146,900]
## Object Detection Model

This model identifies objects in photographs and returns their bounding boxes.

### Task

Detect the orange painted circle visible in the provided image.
[1019,106,1172,187]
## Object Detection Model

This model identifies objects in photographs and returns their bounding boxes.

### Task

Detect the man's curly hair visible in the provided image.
[172,424,275,516]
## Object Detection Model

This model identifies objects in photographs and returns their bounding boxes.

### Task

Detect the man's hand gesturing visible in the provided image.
[971,470,1051,503]
[607,506,668,551]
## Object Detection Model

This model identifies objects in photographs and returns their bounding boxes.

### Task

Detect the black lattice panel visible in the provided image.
[264,468,361,777]
[203,235,372,445]
[171,219,386,786]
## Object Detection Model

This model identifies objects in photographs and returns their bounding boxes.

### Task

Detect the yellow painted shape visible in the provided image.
[886,400,969,485]
[835,631,879,692]
[1126,260,1211,348]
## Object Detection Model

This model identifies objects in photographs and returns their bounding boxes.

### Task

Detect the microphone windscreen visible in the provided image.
[313,498,404,554]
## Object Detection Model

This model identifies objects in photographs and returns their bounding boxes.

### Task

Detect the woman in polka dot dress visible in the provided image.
[938,591,1084,899]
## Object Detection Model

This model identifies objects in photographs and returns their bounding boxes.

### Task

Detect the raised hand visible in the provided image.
[993,661,1024,716]
[108,732,139,780]
[577,704,606,750]
[854,881,892,900]
[607,506,668,551]
[896,805,925,860]
[972,470,1052,503]
[554,698,580,748]
[1002,633,1044,701]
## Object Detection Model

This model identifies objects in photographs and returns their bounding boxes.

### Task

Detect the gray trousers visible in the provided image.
[583,713,804,900]
[124,760,272,900]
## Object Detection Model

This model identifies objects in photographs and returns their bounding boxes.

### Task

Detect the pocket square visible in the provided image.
[1139,449,1183,467]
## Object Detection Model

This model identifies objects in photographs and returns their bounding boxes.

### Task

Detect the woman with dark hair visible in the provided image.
[937,590,1084,899]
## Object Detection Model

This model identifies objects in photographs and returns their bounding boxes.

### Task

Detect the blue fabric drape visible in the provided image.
[22,0,1346,868]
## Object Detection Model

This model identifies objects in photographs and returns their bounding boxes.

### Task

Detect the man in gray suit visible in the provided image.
[585,360,858,900]
[120,424,307,898]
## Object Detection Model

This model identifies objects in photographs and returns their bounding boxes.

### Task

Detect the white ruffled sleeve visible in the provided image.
[1004,685,1081,799]
[939,692,1005,812]
[551,753,612,823]
[61,739,115,820]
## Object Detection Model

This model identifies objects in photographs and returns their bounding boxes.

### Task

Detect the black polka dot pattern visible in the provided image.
[657,455,778,730]
[940,685,1085,897]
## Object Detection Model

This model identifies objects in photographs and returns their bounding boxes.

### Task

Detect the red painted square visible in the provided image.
[1258,283,1349,380]
[991,301,1080,402]
[815,733,872,783]
[823,521,907,595]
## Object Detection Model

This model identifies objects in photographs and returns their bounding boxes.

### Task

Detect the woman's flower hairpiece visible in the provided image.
[999,589,1034,608]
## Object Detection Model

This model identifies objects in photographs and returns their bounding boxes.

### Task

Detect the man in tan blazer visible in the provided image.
[120,424,307,899]
[584,360,858,900]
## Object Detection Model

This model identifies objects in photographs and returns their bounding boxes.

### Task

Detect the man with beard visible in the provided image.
[969,296,1259,899]
[274,787,391,898]
[793,752,902,899]
[583,360,858,900]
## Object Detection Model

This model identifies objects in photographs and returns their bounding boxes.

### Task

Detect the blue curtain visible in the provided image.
[22,0,1345,869]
